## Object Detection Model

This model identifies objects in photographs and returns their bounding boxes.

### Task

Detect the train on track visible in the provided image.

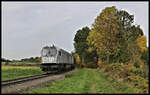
[40,45,75,73]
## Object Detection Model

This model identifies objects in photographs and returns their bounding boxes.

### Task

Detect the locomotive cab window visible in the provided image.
[49,47,57,57]
[42,48,50,57]
[59,51,61,56]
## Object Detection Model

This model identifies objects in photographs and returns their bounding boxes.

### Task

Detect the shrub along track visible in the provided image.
[1,68,78,94]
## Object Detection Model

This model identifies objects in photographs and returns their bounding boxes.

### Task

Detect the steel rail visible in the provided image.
[2,68,75,87]
[1,73,51,87]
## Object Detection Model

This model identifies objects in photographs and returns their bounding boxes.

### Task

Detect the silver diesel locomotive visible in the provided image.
[40,45,75,73]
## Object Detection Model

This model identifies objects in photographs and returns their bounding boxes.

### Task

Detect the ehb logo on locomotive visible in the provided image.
[42,57,55,63]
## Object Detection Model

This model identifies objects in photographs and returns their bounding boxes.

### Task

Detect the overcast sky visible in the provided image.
[2,2,149,60]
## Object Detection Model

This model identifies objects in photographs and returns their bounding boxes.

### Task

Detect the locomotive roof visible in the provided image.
[42,45,71,54]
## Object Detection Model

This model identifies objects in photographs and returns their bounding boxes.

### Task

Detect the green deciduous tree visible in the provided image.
[74,27,90,65]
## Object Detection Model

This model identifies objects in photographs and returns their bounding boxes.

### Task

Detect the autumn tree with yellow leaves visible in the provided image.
[87,6,148,66]
[87,6,121,64]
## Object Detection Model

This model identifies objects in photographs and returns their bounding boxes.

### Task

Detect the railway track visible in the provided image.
[2,68,77,94]
[1,69,71,87]
[2,73,51,87]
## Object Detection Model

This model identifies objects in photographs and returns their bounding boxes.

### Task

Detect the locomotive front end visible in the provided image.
[40,45,58,72]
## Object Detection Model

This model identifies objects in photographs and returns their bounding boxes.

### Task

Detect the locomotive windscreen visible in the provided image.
[42,47,50,57]
[49,47,57,56]
[42,46,57,57]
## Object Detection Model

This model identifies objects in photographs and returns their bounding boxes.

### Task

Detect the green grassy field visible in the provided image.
[2,66,44,80]
[2,61,40,66]
[26,68,137,94]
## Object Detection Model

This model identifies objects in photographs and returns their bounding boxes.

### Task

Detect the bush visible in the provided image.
[134,61,140,68]
[104,63,124,72]
[128,68,148,78]
[5,62,9,65]
[126,75,148,93]
[103,63,126,80]
[124,64,149,79]
[74,63,81,68]
[103,63,149,93]
[133,58,144,68]
[86,62,98,68]
[97,59,102,68]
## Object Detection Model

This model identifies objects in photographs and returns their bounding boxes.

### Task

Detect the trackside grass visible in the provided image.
[2,66,44,80]
[26,68,137,94]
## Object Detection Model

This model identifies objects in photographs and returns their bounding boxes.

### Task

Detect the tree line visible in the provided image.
[73,6,149,68]
[2,57,41,63]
